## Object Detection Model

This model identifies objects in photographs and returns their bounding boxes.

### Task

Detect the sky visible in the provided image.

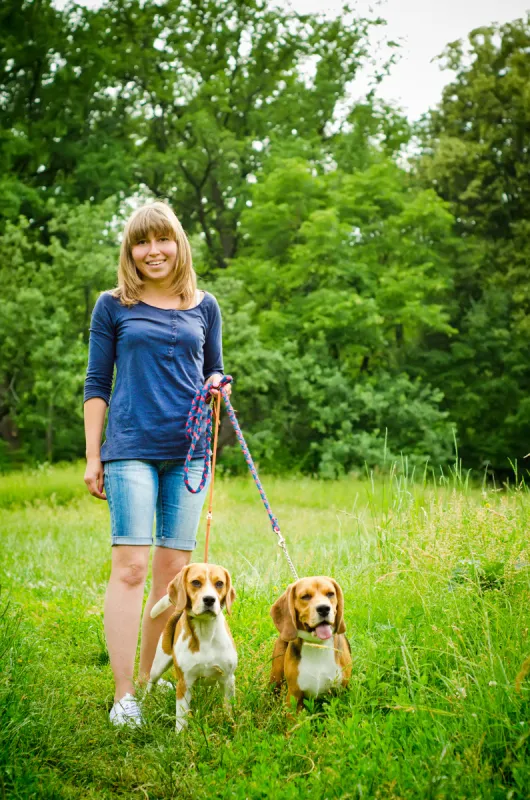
[289,0,530,119]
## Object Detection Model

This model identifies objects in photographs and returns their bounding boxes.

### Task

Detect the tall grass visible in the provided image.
[1,462,530,798]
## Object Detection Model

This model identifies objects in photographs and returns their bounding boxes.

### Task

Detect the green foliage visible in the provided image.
[418,16,530,472]
[0,200,119,461]
[0,0,381,263]
[214,156,458,474]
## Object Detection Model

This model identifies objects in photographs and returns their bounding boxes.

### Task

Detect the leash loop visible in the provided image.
[184,374,233,494]
[184,375,299,580]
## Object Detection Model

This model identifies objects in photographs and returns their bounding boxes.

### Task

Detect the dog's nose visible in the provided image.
[316,604,331,617]
[203,595,216,607]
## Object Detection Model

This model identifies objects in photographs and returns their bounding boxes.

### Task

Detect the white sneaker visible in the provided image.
[109,693,143,727]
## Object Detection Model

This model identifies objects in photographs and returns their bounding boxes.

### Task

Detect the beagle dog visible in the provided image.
[148,563,237,732]
[270,576,351,710]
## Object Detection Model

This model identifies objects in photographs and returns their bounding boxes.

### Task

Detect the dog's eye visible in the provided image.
[326,591,335,598]
[301,593,312,601]
[191,579,202,588]
[215,581,224,589]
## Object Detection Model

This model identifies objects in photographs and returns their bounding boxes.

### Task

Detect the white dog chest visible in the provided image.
[297,639,342,696]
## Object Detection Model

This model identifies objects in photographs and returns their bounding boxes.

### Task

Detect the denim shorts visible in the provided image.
[104,459,208,550]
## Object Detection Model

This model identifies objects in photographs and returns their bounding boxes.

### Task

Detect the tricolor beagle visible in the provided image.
[148,563,237,732]
[270,576,351,710]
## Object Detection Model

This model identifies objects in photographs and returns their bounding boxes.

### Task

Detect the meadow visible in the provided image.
[1,462,530,799]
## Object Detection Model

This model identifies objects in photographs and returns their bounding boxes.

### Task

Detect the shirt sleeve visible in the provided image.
[84,293,116,405]
[203,294,224,381]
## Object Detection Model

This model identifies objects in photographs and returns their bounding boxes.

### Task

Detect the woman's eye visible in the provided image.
[191,580,202,588]
[301,594,312,601]
[136,239,146,245]
[215,581,224,589]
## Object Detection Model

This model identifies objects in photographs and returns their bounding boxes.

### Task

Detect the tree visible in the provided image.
[418,15,530,472]
[0,0,137,226]
[116,0,383,268]
[1,0,383,266]
[0,200,118,463]
[212,155,458,475]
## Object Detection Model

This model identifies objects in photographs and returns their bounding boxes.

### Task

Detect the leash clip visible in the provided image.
[274,526,285,547]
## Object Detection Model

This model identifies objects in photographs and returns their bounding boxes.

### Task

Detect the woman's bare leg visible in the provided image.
[104,545,150,703]
[138,547,192,682]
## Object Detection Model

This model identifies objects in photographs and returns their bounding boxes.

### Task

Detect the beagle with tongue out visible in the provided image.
[270,576,351,710]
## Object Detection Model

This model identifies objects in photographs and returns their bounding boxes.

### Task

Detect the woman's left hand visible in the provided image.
[205,373,232,400]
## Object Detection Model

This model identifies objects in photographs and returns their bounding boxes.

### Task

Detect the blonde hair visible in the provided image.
[113,201,196,306]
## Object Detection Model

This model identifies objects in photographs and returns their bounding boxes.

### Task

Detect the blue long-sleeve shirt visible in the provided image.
[84,291,223,462]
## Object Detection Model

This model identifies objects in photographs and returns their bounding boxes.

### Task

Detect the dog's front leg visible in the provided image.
[270,638,287,693]
[286,684,304,713]
[222,674,235,708]
[147,636,173,692]
[175,670,193,733]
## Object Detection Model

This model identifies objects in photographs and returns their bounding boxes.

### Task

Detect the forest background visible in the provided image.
[1,0,529,479]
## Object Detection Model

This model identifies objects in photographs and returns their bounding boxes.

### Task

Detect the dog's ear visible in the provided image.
[270,583,298,641]
[223,568,236,615]
[168,566,190,613]
[331,579,346,635]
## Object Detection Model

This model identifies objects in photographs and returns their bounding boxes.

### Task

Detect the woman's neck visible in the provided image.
[139,276,181,305]
[139,286,202,310]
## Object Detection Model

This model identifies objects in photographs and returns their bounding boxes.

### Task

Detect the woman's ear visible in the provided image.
[223,568,236,615]
[270,583,298,641]
[332,579,346,635]
[168,565,190,613]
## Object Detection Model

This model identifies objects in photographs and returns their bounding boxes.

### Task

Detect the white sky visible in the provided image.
[290,0,530,119]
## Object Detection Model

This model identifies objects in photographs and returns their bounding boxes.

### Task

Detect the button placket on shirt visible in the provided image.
[167,309,178,358]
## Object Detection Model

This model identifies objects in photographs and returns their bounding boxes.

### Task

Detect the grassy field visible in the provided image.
[1,462,530,799]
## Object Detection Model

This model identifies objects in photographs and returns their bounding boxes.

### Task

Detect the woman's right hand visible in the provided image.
[84,457,107,500]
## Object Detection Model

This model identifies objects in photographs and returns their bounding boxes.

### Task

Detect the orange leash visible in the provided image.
[204,391,222,563]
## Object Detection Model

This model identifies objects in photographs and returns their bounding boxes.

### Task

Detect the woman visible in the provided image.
[84,200,229,726]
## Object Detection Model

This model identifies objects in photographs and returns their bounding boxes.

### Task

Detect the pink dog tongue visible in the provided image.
[315,624,333,640]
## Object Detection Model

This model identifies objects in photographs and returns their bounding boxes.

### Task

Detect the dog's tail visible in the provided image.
[151,594,173,618]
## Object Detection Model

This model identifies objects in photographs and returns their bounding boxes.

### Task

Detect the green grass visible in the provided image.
[1,462,530,798]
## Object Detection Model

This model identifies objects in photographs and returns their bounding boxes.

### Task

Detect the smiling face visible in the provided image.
[118,202,196,306]
[131,232,178,286]
[270,576,346,642]
[168,563,235,617]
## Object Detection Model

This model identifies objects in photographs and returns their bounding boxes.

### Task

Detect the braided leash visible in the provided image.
[184,375,299,581]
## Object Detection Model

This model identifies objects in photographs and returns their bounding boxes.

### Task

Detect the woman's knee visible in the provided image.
[151,548,191,592]
[111,548,149,588]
